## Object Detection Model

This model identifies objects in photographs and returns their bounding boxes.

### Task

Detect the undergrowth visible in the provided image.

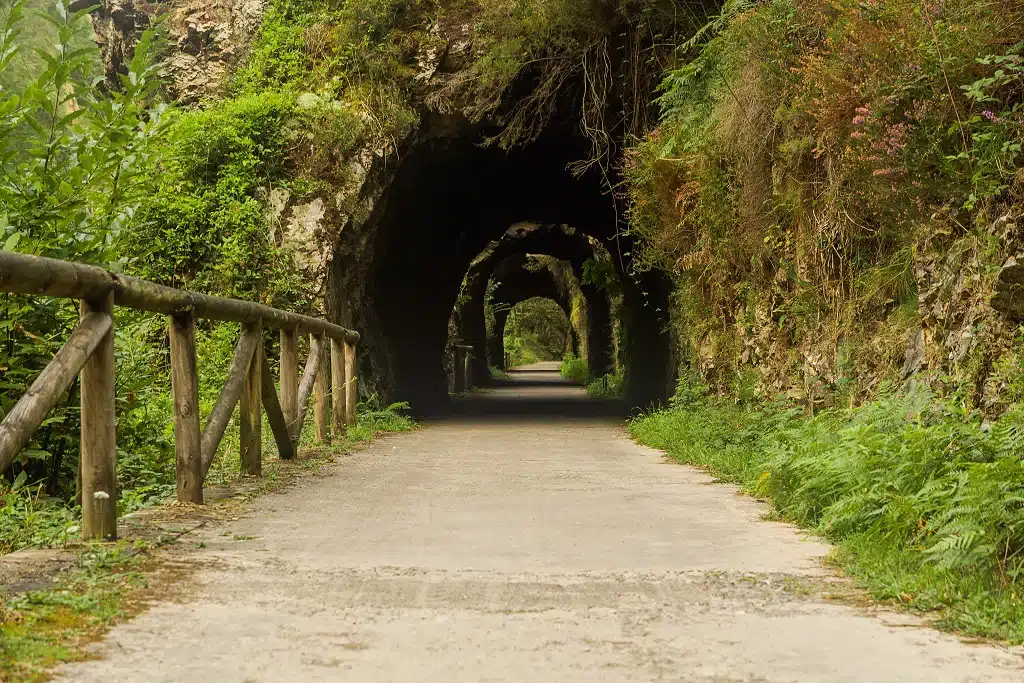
[630,379,1024,642]
[559,353,589,384]
[586,372,623,399]
[623,0,1024,406]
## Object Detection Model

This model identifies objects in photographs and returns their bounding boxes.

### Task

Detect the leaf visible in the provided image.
[3,231,21,251]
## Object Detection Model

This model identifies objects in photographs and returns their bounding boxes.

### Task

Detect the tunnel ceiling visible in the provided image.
[472,224,606,278]
[490,256,570,312]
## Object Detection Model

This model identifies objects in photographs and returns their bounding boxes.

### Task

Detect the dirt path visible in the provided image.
[59,364,1024,681]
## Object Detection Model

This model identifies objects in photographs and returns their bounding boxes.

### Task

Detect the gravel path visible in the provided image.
[59,364,1024,682]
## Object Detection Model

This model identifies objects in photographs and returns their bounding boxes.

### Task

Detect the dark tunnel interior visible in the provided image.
[365,120,674,413]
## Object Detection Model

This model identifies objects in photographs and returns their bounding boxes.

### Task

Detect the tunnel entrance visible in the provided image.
[330,118,674,414]
[502,297,571,368]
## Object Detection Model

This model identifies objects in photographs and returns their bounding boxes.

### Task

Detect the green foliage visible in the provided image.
[128,93,307,303]
[623,0,1024,402]
[0,0,171,508]
[233,0,418,148]
[489,365,511,381]
[0,0,99,93]
[344,397,415,441]
[0,0,166,265]
[502,297,569,365]
[585,371,622,398]
[559,352,589,383]
[0,472,76,554]
[581,257,620,294]
[631,390,1024,642]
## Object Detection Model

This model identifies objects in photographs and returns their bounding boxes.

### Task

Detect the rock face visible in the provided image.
[89,0,148,88]
[91,0,265,101]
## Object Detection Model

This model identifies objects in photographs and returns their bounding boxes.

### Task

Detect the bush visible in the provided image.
[630,392,1024,642]
[560,353,589,384]
[586,372,623,399]
[0,0,169,503]
[0,473,77,555]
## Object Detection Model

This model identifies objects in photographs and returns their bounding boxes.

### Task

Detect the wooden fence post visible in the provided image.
[80,291,117,540]
[344,340,357,426]
[313,334,330,443]
[280,327,298,436]
[260,355,296,460]
[199,323,261,477]
[452,349,464,393]
[240,320,263,475]
[331,338,346,438]
[170,312,203,504]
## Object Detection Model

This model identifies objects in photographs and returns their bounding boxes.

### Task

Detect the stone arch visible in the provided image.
[455,224,616,383]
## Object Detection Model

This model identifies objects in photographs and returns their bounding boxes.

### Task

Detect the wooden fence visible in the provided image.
[0,252,359,541]
[453,345,473,393]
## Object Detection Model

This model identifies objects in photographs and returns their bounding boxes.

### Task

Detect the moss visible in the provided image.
[0,543,149,681]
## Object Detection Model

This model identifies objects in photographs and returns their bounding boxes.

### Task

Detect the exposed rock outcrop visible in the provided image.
[90,0,265,101]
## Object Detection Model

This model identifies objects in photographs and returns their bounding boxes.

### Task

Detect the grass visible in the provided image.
[0,402,414,678]
[629,387,1024,643]
[489,365,511,381]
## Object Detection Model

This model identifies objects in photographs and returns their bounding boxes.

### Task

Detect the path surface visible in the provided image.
[60,363,1024,682]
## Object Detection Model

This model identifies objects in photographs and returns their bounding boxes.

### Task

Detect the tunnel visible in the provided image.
[330,117,673,413]
[485,254,583,370]
[455,224,616,385]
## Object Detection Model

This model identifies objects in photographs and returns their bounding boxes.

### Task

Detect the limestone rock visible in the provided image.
[91,0,266,102]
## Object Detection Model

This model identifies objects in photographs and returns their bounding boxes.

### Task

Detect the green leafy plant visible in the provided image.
[560,352,589,384]
[586,371,622,398]
[631,390,1024,642]
[0,0,168,501]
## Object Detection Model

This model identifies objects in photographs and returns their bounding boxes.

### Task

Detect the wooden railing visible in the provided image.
[0,252,359,541]
[453,345,473,393]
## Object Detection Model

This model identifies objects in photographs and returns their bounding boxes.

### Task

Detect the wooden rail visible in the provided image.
[0,252,360,540]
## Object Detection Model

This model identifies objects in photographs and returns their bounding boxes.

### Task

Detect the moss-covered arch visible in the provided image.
[455,223,616,383]
[486,254,584,367]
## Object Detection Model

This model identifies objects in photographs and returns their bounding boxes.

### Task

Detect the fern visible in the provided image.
[630,390,1024,642]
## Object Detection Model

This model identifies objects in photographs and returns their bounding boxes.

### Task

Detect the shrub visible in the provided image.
[560,353,589,384]
[586,372,623,398]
